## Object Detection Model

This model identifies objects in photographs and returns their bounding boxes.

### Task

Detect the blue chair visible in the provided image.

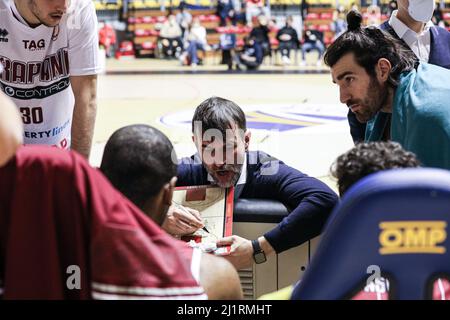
[291,168,450,300]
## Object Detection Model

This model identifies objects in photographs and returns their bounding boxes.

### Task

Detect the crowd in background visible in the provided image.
[97,1,450,70]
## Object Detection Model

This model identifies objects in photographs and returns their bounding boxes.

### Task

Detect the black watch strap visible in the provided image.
[251,239,262,253]
[251,239,266,264]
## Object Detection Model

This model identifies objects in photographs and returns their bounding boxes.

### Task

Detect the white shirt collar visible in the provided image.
[388,10,433,62]
[207,153,247,186]
[389,10,433,39]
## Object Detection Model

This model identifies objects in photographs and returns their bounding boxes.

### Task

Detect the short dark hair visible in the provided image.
[100,124,177,209]
[192,97,246,137]
[324,10,418,88]
[331,141,421,196]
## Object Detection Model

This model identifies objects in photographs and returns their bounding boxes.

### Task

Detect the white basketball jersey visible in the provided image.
[0,0,101,148]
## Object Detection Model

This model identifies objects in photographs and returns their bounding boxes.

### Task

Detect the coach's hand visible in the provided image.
[216,235,276,270]
[162,205,204,236]
[216,235,254,270]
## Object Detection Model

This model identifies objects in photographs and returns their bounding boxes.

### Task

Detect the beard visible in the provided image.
[205,163,243,188]
[350,77,388,124]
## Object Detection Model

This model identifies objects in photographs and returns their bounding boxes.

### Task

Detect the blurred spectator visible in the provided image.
[276,16,300,65]
[176,1,192,37]
[180,17,210,66]
[245,0,269,27]
[366,4,381,26]
[300,0,309,22]
[217,0,236,26]
[234,35,263,70]
[232,0,247,25]
[219,19,237,70]
[250,15,271,59]
[300,26,325,67]
[387,0,398,17]
[331,6,347,40]
[159,13,183,58]
[432,6,447,28]
[98,22,117,58]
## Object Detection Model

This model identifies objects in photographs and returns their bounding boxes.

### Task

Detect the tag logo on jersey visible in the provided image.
[23,39,46,51]
[0,29,8,43]
[379,221,447,255]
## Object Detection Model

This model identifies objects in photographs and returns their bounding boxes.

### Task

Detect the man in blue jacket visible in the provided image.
[347,0,450,143]
[326,10,450,170]
[174,96,338,270]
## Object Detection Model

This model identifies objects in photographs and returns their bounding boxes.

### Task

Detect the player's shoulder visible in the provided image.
[14,145,86,175]
[68,0,94,11]
[0,0,10,12]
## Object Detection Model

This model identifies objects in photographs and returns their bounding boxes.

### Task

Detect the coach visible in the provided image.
[171,96,338,270]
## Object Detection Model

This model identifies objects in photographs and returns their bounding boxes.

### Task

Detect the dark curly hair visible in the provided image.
[324,10,418,88]
[331,141,421,196]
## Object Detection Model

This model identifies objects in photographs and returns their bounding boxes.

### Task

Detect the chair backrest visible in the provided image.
[291,168,450,300]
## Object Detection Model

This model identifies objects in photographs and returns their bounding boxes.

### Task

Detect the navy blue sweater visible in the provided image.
[177,151,339,253]
[347,22,450,143]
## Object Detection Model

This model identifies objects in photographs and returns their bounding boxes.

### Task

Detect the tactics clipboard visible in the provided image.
[173,185,234,254]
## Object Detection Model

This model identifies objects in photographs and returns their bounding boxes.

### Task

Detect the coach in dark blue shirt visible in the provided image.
[174,96,338,270]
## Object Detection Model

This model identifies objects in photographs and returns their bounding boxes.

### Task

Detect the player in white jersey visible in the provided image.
[0,0,101,158]
[0,63,23,167]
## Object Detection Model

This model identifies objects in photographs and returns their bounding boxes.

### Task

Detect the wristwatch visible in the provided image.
[251,239,267,264]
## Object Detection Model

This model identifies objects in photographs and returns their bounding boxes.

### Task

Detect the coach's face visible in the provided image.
[331,52,392,123]
[28,0,68,27]
[193,125,251,188]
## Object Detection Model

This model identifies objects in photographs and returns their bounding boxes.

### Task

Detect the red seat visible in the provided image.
[142,16,152,23]
[141,42,156,50]
[324,36,333,46]
[306,13,319,20]
[134,29,146,36]
[320,12,333,20]
[318,24,330,32]
[216,26,227,33]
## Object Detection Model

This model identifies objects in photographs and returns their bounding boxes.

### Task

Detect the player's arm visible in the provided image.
[200,253,243,300]
[0,91,22,166]
[67,0,100,159]
[70,74,97,159]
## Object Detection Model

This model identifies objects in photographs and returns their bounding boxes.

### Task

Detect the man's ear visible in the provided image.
[244,130,251,152]
[376,58,392,83]
[163,177,178,206]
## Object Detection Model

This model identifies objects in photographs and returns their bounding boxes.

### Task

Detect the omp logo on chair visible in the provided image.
[379,221,447,255]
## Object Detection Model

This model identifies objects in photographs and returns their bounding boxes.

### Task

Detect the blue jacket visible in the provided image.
[366,63,450,169]
[176,151,338,253]
[347,21,450,144]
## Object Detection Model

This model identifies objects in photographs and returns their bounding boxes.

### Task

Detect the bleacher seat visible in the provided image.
[306,13,319,20]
